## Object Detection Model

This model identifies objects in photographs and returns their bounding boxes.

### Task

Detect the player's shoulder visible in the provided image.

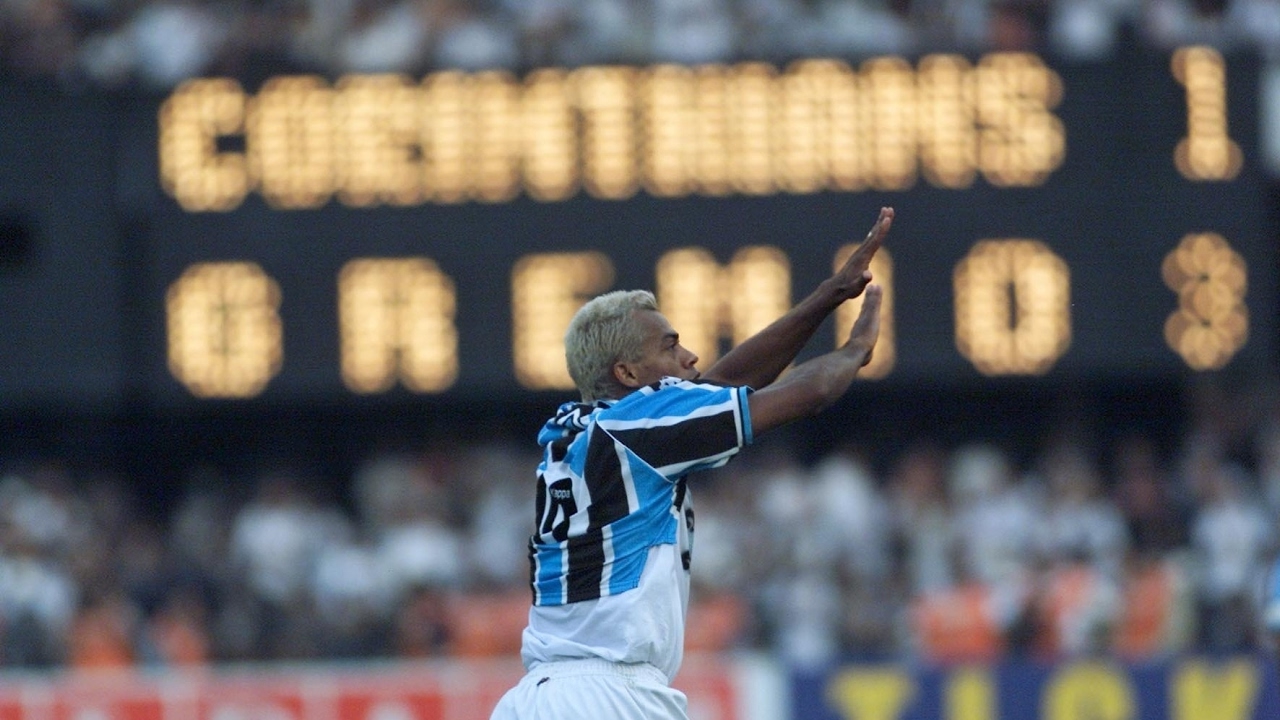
[629,376,737,402]
[654,375,737,392]
[603,376,739,418]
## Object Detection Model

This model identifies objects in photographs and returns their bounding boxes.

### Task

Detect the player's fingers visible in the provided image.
[861,284,883,312]
[868,207,894,240]
[850,285,882,334]
[862,207,893,246]
[843,208,893,270]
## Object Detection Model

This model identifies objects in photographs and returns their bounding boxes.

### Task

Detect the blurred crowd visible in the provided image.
[1,0,1279,92]
[2,377,1280,670]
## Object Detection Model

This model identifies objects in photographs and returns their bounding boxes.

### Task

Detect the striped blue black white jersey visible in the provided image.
[520,376,753,680]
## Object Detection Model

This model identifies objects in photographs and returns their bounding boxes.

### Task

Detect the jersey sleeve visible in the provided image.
[594,378,752,479]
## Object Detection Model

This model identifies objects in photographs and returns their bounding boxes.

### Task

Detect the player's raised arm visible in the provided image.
[746,284,882,435]
[701,207,892,390]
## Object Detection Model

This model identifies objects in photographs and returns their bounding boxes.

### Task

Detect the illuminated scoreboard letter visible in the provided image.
[693,66,734,195]
[953,239,1071,375]
[777,60,845,193]
[1162,232,1248,370]
[420,71,472,203]
[641,63,779,198]
[655,246,791,364]
[158,78,250,212]
[656,249,723,362]
[640,65,697,197]
[793,59,865,190]
[247,76,337,209]
[573,67,640,199]
[512,252,615,389]
[917,55,977,189]
[522,70,579,201]
[727,246,791,342]
[775,62,823,193]
[421,71,523,204]
[728,63,776,195]
[974,53,1065,187]
[333,75,423,207]
[338,258,458,393]
[1172,46,1243,181]
[166,262,283,398]
[834,248,895,378]
[470,71,523,202]
[861,57,918,190]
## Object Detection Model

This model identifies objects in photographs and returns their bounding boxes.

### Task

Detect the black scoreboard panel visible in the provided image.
[1,47,1277,412]
[0,87,125,410]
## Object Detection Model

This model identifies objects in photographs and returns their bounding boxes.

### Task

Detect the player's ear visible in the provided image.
[613,361,642,389]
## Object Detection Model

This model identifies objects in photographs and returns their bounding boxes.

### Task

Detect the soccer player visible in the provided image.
[489,207,894,720]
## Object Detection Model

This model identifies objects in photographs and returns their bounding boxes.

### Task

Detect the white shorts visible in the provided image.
[488,658,689,720]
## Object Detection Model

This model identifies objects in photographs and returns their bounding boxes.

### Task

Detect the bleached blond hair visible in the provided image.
[564,290,659,402]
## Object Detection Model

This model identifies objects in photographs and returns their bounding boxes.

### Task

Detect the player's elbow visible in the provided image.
[798,370,847,410]
[805,353,865,406]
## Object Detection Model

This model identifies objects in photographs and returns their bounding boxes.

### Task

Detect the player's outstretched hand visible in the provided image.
[846,284,882,367]
[832,207,893,301]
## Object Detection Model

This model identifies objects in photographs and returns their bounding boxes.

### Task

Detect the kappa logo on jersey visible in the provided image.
[540,479,577,541]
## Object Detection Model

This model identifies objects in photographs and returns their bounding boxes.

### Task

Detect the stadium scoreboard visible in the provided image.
[0,47,1275,408]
